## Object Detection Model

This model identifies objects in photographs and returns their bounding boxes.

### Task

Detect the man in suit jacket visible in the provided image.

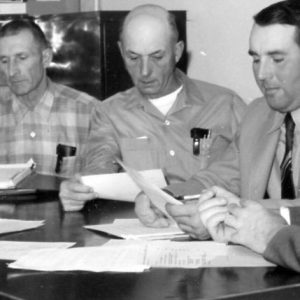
[136,0,300,271]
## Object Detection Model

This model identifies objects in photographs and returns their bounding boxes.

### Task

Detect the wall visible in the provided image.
[27,0,80,16]
[98,0,278,103]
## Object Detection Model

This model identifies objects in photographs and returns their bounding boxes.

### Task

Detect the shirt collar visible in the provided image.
[125,69,196,113]
[12,79,54,122]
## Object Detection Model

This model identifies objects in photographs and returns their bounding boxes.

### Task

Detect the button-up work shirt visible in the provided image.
[84,69,246,185]
[0,79,99,177]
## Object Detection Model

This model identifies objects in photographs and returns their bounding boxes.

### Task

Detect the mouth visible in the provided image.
[263,86,280,95]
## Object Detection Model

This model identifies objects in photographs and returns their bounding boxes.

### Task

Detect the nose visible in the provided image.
[256,59,273,81]
[8,60,19,78]
[140,57,151,77]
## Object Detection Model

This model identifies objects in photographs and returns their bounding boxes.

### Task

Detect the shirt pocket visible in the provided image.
[119,137,159,170]
[59,156,78,178]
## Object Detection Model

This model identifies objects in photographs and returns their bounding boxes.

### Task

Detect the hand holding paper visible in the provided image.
[116,159,181,217]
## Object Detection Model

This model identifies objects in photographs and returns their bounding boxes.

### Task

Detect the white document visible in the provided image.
[84,219,188,240]
[116,159,182,216]
[143,241,275,268]
[9,243,149,273]
[81,169,167,202]
[0,218,44,235]
[0,241,75,261]
[9,240,274,272]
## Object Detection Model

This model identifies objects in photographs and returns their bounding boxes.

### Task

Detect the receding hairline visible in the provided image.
[119,4,179,43]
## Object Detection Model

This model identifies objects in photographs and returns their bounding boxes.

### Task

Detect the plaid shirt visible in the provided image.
[0,79,100,177]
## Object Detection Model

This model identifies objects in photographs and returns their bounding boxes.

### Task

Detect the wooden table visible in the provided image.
[0,176,299,300]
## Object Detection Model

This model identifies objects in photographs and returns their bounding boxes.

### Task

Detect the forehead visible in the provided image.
[122,14,171,54]
[249,23,298,54]
[0,30,39,54]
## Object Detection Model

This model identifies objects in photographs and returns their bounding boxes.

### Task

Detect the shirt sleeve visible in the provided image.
[263,225,300,272]
[81,103,120,175]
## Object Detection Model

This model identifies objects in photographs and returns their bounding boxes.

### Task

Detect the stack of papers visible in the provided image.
[85,219,188,240]
[8,240,274,272]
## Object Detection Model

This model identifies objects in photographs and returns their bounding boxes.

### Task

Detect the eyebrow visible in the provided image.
[126,49,164,56]
[248,49,286,56]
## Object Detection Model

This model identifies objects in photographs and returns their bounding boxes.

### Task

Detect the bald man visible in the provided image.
[59,4,246,211]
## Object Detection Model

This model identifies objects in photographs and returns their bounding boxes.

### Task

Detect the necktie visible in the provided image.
[281,113,296,199]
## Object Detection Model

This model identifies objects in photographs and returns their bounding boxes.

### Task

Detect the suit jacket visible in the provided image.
[238,98,284,199]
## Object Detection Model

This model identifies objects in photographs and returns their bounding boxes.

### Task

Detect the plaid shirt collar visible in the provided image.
[11,79,54,124]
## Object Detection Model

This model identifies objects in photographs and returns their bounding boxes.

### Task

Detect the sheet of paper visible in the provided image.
[0,218,44,235]
[9,240,274,272]
[143,241,274,268]
[9,243,149,273]
[81,169,167,202]
[0,241,75,261]
[116,159,182,216]
[84,219,188,240]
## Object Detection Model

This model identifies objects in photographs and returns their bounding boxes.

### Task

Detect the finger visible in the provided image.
[61,199,85,212]
[200,206,228,227]
[224,213,239,229]
[198,189,216,203]
[198,198,227,213]
[206,211,227,231]
[166,202,197,218]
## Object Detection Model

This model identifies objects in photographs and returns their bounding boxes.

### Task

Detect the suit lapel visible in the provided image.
[246,111,283,199]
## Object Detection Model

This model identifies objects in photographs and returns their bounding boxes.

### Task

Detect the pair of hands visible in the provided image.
[135,186,287,254]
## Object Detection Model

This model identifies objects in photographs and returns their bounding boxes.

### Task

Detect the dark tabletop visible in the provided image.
[0,175,299,300]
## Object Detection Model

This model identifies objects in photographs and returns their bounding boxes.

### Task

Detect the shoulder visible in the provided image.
[101,87,136,109]
[244,97,270,118]
[184,74,246,109]
[51,81,100,109]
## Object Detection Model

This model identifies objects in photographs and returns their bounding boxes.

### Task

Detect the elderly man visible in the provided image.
[0,18,100,177]
[60,4,246,211]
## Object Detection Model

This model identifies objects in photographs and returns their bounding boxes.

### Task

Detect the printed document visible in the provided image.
[9,240,274,272]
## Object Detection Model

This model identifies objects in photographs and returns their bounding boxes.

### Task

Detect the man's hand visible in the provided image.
[166,200,210,240]
[225,200,287,254]
[59,174,98,212]
[134,192,171,228]
[198,186,240,242]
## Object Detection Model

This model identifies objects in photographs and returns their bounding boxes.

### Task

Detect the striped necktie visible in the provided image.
[281,113,295,199]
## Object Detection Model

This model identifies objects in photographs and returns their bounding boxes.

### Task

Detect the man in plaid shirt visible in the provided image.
[0,18,100,177]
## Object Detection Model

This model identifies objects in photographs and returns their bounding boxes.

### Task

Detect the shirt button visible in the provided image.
[165,120,170,126]
[169,150,175,156]
[30,131,36,139]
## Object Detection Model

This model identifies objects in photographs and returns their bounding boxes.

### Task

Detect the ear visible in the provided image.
[174,41,184,63]
[42,48,53,68]
[118,41,125,59]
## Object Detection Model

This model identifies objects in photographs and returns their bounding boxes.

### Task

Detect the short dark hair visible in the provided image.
[254,0,300,46]
[0,18,50,49]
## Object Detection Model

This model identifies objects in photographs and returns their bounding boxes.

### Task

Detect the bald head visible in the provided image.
[119,4,179,44]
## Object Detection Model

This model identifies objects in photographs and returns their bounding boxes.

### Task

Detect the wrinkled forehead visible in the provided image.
[0,30,40,54]
[123,14,171,43]
[249,23,298,53]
